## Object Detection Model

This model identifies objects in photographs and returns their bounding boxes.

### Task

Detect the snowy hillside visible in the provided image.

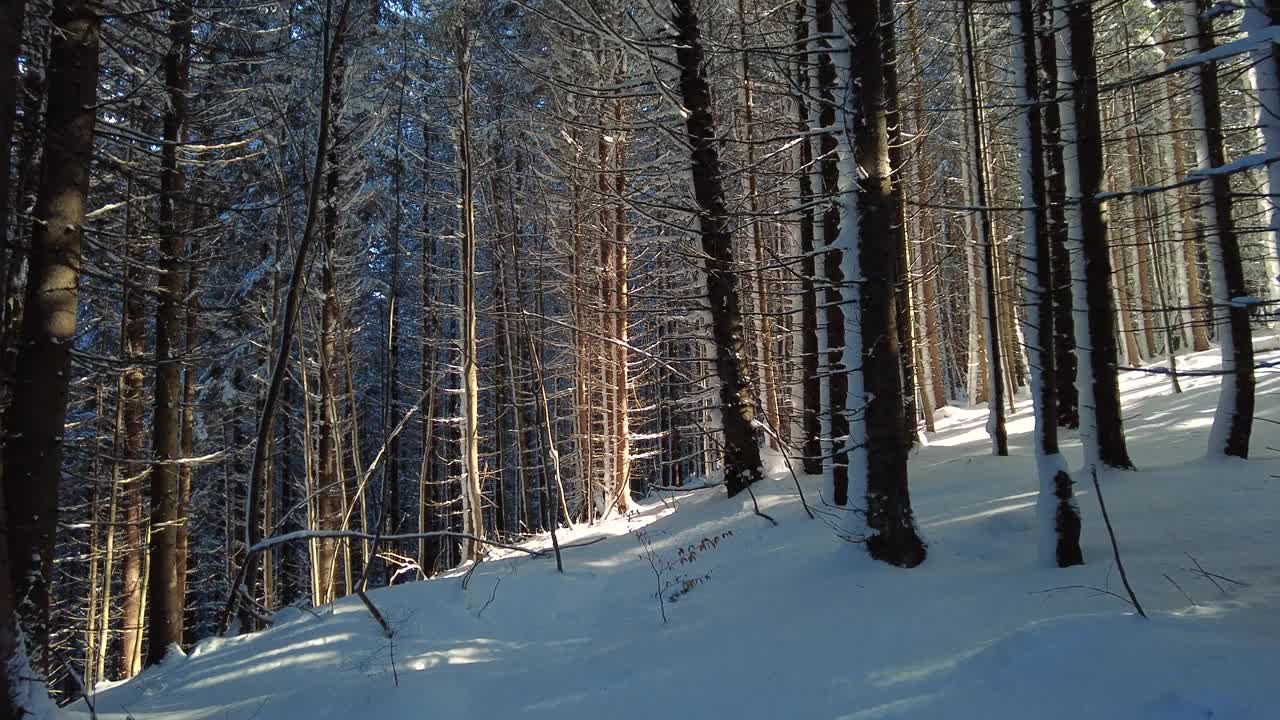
[71,347,1280,720]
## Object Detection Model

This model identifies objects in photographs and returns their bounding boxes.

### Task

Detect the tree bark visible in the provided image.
[1183,0,1255,458]
[671,0,764,498]
[2,0,99,679]
[961,1,1008,456]
[1037,4,1079,429]
[1054,0,1133,470]
[455,27,485,557]
[1012,0,1083,568]
[791,1,821,473]
[147,0,192,662]
[845,0,927,567]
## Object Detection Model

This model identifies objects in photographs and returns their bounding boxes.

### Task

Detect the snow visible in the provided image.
[67,344,1280,720]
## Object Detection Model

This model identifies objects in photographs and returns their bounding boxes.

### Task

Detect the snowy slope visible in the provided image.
[71,345,1280,720]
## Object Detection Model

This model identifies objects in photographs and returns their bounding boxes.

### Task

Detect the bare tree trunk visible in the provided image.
[455,27,485,558]
[0,0,26,310]
[2,0,99,682]
[1055,0,1133,470]
[1037,6,1079,429]
[813,0,850,502]
[737,0,782,445]
[844,0,927,567]
[879,0,919,443]
[671,0,764,498]
[1012,0,1083,568]
[147,0,192,663]
[791,1,821,471]
[1183,0,1255,458]
[611,104,632,513]
[961,1,1007,456]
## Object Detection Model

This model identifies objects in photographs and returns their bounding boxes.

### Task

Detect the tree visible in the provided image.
[840,0,926,567]
[1011,0,1082,568]
[670,0,764,498]
[148,0,194,663]
[455,24,486,556]
[961,0,1008,456]
[1053,0,1133,471]
[1182,0,1255,458]
[2,0,100,684]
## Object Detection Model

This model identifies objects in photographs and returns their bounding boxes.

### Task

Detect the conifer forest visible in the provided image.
[2,0,1279,717]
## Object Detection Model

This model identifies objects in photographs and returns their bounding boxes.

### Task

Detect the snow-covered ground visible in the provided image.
[71,345,1280,719]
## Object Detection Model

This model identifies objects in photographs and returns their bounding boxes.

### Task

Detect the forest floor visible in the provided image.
[71,343,1280,719]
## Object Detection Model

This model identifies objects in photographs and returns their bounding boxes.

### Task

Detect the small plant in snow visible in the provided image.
[632,528,733,623]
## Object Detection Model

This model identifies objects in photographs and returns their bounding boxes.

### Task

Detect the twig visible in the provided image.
[555,536,607,551]
[478,578,502,617]
[1033,585,1136,607]
[549,523,564,573]
[744,483,778,526]
[461,556,483,591]
[354,590,393,639]
[754,418,815,520]
[1090,467,1146,618]
[1183,552,1246,590]
[1163,573,1197,607]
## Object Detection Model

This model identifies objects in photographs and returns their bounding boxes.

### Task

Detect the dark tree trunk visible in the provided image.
[1059,0,1133,469]
[1015,0,1083,567]
[815,0,850,503]
[961,0,1008,456]
[847,0,927,568]
[0,9,86,702]
[0,0,27,318]
[1186,0,1255,457]
[879,0,918,445]
[148,0,193,663]
[1037,3,1079,430]
[793,2,821,475]
[316,46,349,602]
[671,0,764,497]
[118,154,147,677]
[2,0,99,680]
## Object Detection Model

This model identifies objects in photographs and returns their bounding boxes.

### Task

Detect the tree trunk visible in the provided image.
[671,0,764,498]
[1012,0,1083,568]
[455,28,485,557]
[737,0,782,445]
[2,0,99,680]
[1245,0,1280,299]
[1054,0,1133,470]
[0,0,26,314]
[813,0,850,503]
[791,1,821,472]
[843,0,927,568]
[961,1,1008,456]
[147,0,192,662]
[880,0,919,443]
[1037,5,1079,429]
[1184,0,1256,458]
